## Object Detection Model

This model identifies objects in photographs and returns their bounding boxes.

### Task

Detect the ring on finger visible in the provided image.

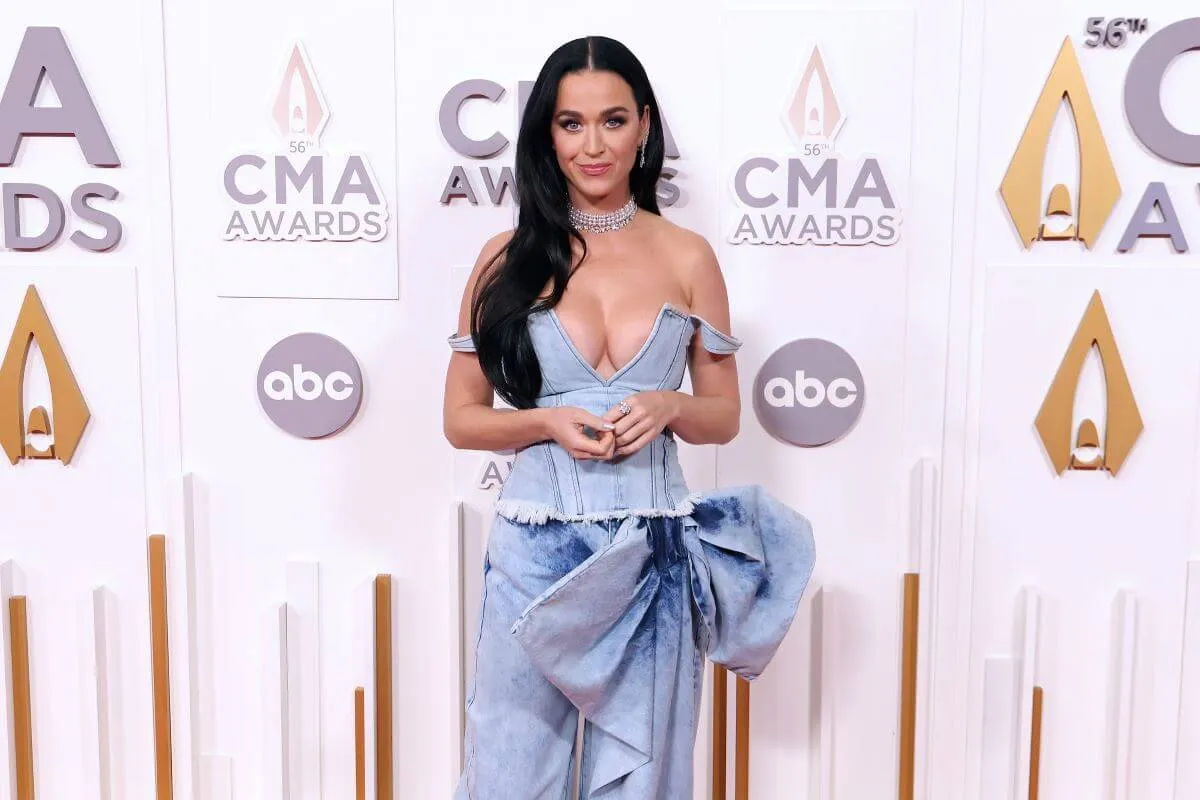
[618,400,632,416]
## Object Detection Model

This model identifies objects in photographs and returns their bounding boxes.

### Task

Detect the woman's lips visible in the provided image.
[579,163,612,176]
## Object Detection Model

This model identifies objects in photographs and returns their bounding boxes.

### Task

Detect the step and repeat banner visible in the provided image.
[2,0,1200,798]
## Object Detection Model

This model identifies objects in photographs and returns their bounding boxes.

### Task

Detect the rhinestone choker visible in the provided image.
[568,197,638,233]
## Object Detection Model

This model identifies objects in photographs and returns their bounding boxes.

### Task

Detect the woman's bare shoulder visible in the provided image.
[478,228,515,266]
[646,215,720,290]
[455,229,515,330]
[464,228,515,286]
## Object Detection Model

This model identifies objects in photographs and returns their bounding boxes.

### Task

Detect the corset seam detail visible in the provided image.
[649,436,658,509]
[663,438,676,509]
[568,444,583,516]
[540,442,565,514]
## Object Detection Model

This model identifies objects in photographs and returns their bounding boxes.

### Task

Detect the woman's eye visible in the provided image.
[558,118,626,132]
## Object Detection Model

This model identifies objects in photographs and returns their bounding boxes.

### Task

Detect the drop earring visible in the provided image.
[639,138,647,168]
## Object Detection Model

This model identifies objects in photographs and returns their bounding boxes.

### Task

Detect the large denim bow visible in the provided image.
[509,484,816,795]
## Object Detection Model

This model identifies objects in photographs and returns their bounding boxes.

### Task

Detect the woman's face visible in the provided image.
[551,69,649,206]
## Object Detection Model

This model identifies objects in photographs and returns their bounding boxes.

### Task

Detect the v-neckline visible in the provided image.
[545,301,686,386]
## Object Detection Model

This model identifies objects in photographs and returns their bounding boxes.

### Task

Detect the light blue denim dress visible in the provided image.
[448,302,817,799]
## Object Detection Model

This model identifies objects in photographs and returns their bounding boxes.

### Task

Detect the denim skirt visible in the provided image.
[454,484,816,799]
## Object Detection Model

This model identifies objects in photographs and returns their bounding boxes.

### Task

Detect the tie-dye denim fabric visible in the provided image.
[448,306,817,797]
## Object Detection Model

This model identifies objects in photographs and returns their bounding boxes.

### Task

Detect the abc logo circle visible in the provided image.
[257,333,363,439]
[753,338,864,447]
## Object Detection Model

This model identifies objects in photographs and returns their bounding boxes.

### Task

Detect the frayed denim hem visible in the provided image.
[493,492,706,524]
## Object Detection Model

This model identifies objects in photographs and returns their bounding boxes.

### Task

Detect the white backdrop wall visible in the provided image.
[1,0,1199,799]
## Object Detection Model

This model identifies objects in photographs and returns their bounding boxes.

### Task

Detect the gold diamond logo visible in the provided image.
[786,46,844,151]
[0,285,90,465]
[1035,291,1141,476]
[272,41,330,146]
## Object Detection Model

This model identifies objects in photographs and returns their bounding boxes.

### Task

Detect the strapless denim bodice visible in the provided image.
[448,302,742,522]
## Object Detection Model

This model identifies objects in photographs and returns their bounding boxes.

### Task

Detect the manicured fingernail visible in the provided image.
[603,423,615,430]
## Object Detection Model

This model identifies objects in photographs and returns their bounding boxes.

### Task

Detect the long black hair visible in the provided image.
[468,36,667,410]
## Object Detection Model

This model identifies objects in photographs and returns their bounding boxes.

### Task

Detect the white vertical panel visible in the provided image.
[0,562,27,800]
[201,756,232,800]
[933,0,996,790]
[1105,591,1137,800]
[285,562,322,799]
[0,270,151,794]
[448,501,465,778]
[807,587,835,800]
[157,528,195,800]
[1013,588,1040,800]
[180,472,229,800]
[907,459,935,573]
[175,473,207,797]
[1175,563,1200,799]
[911,458,938,800]
[0,7,171,788]
[95,588,121,800]
[354,580,376,800]
[82,587,119,800]
[144,0,191,769]
[966,0,1200,794]
[716,8,915,795]
[206,0,399,298]
[903,0,977,786]
[77,590,101,800]
[262,604,286,800]
[979,657,1018,800]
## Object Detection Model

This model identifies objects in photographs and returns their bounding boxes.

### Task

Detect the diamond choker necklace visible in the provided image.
[569,197,638,233]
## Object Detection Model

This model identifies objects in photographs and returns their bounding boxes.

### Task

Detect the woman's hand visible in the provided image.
[541,407,617,460]
[602,391,681,458]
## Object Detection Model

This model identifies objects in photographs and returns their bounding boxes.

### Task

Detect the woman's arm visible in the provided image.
[666,236,741,446]
[442,232,615,457]
[443,231,543,450]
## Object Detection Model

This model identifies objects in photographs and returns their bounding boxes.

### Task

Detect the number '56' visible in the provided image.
[1085,17,1131,48]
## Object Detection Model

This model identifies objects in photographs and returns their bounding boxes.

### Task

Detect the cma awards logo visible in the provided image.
[223,41,389,243]
[0,286,89,465]
[753,338,865,447]
[1002,19,1200,252]
[437,79,682,207]
[729,45,900,246]
[1035,291,1142,476]
[0,27,123,252]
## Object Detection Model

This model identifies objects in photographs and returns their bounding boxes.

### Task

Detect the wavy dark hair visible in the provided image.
[468,36,666,410]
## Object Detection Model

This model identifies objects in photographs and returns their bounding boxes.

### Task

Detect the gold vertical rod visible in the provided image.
[9,596,34,800]
[374,575,393,800]
[1029,686,1044,800]
[899,572,920,800]
[355,687,366,800]
[148,535,174,800]
[734,676,750,800]
[712,663,728,799]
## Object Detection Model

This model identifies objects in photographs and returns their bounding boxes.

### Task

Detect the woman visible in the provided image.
[443,35,816,799]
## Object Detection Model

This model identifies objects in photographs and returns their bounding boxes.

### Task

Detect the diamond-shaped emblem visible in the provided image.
[786,46,844,153]
[1034,291,1142,476]
[272,42,330,147]
[0,285,90,465]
